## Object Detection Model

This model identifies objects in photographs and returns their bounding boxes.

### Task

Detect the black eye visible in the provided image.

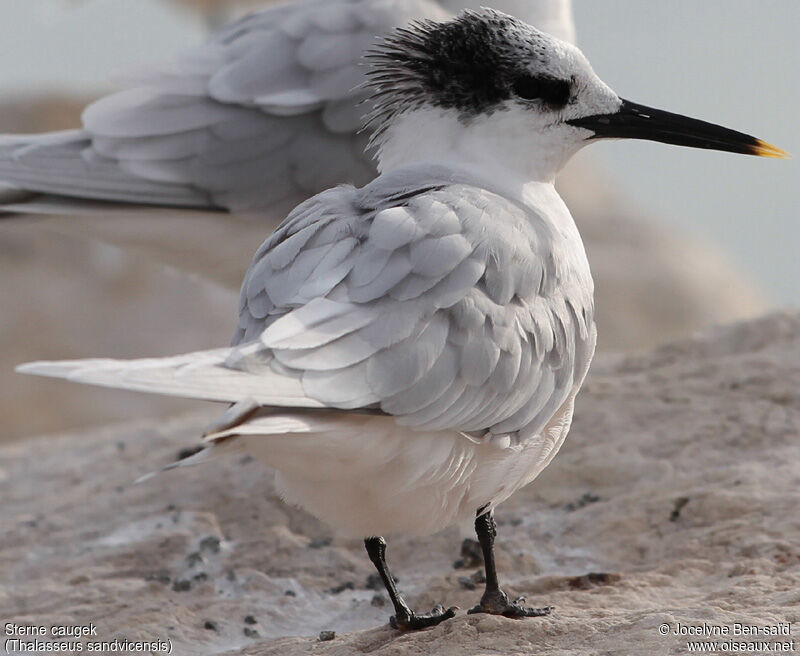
[512,75,571,108]
[512,75,542,100]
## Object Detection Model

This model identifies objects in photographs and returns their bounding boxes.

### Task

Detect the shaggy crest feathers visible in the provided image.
[363,8,557,145]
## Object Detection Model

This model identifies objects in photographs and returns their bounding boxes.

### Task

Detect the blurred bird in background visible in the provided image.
[0,0,575,219]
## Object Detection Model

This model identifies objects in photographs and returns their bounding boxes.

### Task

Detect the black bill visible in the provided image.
[567,99,787,158]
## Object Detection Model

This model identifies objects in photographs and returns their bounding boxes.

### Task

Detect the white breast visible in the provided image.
[230,393,579,538]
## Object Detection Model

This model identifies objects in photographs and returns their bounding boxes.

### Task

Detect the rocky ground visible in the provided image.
[0,223,235,441]
[2,311,798,655]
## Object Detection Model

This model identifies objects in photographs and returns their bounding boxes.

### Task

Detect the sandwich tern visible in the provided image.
[18,8,785,630]
[0,0,574,218]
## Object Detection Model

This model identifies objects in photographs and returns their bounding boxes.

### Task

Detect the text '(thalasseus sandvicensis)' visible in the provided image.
[18,9,785,631]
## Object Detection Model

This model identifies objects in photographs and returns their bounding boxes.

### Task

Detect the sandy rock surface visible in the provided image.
[0,222,235,442]
[2,311,798,655]
[0,96,89,134]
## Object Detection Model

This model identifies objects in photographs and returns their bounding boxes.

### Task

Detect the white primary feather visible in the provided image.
[17,348,326,409]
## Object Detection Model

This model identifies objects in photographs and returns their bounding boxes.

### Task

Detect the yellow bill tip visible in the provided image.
[752,139,791,159]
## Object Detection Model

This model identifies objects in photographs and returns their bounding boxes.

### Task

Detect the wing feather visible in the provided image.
[365,314,449,396]
[16,348,323,408]
[235,174,595,444]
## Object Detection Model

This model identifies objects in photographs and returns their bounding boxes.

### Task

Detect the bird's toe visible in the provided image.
[389,604,458,631]
[468,589,553,619]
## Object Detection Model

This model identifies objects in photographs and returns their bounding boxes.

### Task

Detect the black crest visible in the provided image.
[364,9,571,141]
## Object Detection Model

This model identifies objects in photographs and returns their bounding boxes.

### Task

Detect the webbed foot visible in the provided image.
[390,604,458,630]
[467,589,552,619]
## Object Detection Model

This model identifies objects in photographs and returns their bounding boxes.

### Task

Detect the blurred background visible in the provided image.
[574,2,799,305]
[0,0,797,442]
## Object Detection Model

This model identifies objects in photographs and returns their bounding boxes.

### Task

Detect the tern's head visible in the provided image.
[366,9,786,182]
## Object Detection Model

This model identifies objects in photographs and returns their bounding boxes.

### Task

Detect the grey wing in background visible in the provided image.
[0,0,448,218]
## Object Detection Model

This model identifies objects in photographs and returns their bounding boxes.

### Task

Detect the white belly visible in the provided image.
[234,392,577,538]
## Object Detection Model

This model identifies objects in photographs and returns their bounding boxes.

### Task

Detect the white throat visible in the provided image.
[376,107,582,187]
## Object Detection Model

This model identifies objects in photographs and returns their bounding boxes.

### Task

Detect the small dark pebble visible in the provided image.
[309,537,332,549]
[145,573,170,585]
[452,538,483,569]
[203,621,218,632]
[244,615,257,625]
[243,627,259,639]
[327,581,355,594]
[116,441,126,452]
[199,536,221,554]
[565,492,601,512]
[458,576,476,590]
[226,569,237,581]
[371,594,386,607]
[166,504,177,512]
[186,552,204,568]
[567,572,621,590]
[284,589,296,597]
[458,569,487,590]
[193,572,208,582]
[496,515,523,527]
[177,445,204,460]
[240,455,254,465]
[365,573,398,589]
[319,631,336,642]
[670,496,690,522]
[172,579,192,592]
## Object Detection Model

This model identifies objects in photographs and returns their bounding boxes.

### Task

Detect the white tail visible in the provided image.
[16,347,325,409]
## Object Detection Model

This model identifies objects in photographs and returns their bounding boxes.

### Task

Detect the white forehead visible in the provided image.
[510,25,620,117]
[499,18,589,79]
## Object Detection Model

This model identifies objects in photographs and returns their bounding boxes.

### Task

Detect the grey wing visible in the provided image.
[234,182,595,443]
[0,0,447,216]
[0,130,210,208]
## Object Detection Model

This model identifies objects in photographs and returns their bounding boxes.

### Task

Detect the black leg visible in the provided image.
[364,536,457,630]
[467,508,553,618]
